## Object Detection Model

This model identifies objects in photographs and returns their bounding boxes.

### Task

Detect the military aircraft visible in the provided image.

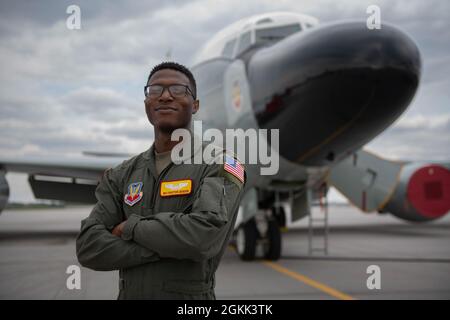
[1,12,449,261]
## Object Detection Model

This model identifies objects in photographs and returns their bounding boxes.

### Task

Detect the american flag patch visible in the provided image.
[224,155,244,183]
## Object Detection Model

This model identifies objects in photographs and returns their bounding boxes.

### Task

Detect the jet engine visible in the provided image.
[382,163,450,222]
[328,150,450,222]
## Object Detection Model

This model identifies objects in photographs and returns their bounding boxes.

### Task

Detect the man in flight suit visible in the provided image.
[76,62,245,299]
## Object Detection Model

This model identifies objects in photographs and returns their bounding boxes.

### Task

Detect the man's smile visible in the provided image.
[155,106,177,112]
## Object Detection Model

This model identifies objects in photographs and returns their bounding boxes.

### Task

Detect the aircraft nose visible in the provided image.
[248,21,421,166]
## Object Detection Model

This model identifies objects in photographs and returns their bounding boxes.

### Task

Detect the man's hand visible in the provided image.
[112,221,127,237]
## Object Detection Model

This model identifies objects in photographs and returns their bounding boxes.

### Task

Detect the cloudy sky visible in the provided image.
[1,0,449,202]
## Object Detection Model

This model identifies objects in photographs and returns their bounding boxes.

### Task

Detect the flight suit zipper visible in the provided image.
[148,163,174,212]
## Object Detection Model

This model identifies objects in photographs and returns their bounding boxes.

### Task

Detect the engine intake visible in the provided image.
[384,164,450,222]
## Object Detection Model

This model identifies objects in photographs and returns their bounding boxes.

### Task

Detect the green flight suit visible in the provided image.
[76,138,245,299]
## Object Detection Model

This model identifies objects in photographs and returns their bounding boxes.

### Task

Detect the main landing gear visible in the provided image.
[235,208,282,261]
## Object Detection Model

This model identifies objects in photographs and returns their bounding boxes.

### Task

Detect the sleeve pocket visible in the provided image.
[194,177,228,224]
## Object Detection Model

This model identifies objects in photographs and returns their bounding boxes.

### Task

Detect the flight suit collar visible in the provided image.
[143,144,158,179]
[142,130,203,178]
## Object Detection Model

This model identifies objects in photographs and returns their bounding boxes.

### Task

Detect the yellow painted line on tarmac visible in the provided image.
[262,261,355,300]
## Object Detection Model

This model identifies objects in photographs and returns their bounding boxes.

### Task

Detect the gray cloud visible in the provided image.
[0,0,173,30]
[105,119,154,140]
[367,114,450,161]
[60,87,140,122]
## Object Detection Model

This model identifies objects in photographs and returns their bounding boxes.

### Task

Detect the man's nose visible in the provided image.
[159,87,174,101]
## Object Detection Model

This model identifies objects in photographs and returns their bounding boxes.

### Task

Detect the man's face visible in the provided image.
[145,69,199,134]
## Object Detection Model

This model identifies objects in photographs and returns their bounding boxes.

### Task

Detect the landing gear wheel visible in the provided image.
[236,219,258,261]
[263,219,281,260]
[273,206,286,227]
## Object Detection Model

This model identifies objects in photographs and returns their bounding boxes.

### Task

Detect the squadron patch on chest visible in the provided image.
[160,179,192,197]
[124,182,143,206]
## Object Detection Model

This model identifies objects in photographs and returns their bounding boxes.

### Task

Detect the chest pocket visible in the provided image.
[180,194,196,214]
[157,178,197,214]
[122,199,143,219]
[155,189,196,214]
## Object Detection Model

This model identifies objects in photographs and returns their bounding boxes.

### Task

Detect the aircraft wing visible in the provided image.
[0,156,126,206]
[0,156,123,180]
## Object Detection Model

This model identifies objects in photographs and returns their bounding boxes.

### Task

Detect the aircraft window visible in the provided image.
[222,38,237,58]
[255,23,301,43]
[237,31,252,54]
[305,23,313,29]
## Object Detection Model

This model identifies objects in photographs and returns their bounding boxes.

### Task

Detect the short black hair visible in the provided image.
[147,61,197,99]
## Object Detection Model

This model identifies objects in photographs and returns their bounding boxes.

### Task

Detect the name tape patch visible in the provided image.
[160,179,192,197]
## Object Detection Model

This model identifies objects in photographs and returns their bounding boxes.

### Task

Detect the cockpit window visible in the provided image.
[256,17,273,25]
[237,31,252,55]
[222,38,237,58]
[255,23,301,44]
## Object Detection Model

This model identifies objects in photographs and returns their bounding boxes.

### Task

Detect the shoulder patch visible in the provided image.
[124,182,143,206]
[223,154,245,183]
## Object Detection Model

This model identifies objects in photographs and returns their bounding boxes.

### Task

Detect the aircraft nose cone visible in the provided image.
[248,21,421,165]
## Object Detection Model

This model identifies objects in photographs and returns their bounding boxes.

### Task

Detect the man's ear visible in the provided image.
[192,99,200,114]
